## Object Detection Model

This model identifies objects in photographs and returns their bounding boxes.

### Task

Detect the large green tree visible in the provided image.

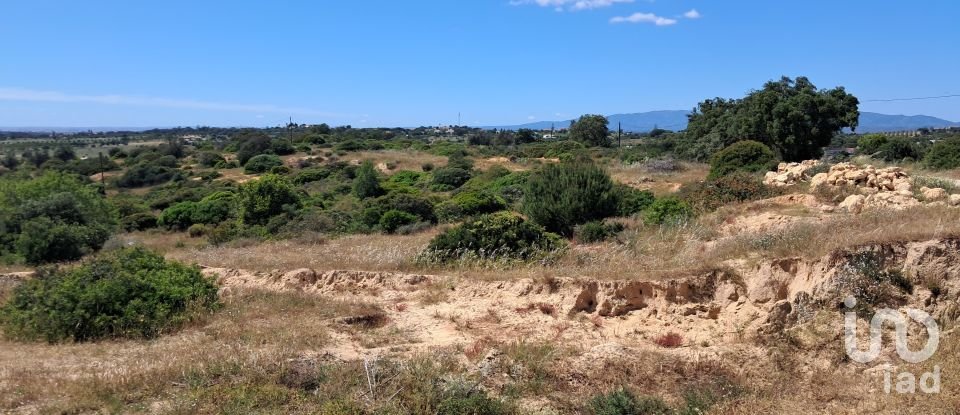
[684,76,860,162]
[568,114,611,147]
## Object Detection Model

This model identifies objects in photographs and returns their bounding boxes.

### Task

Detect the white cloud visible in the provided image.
[683,9,701,19]
[0,87,347,117]
[510,0,634,12]
[527,115,537,120]
[610,12,677,25]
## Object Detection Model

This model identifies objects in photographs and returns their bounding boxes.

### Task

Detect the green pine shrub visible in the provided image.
[523,161,618,236]
[354,161,384,199]
[0,248,218,342]
[420,212,565,263]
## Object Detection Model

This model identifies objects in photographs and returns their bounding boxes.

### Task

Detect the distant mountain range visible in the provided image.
[2,112,958,134]
[492,111,960,134]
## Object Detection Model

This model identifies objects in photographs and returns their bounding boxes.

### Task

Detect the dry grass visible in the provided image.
[713,204,960,261]
[168,232,436,273]
[344,150,447,172]
[0,289,380,412]
[608,161,709,195]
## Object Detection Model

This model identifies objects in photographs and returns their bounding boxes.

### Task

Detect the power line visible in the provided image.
[863,94,960,102]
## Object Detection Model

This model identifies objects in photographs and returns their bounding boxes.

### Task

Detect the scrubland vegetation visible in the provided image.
[2,76,960,413]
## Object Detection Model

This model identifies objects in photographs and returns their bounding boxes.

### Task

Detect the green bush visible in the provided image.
[877,138,921,162]
[615,185,655,216]
[121,212,158,231]
[379,210,418,234]
[436,190,507,222]
[0,172,116,264]
[431,167,472,191]
[857,134,888,155]
[116,163,175,188]
[196,151,226,167]
[588,388,671,415]
[679,172,780,213]
[708,140,778,179]
[924,137,960,170]
[243,154,284,174]
[292,167,332,185]
[0,248,218,342]
[575,221,625,243]
[157,192,234,230]
[360,193,437,229]
[237,174,303,226]
[644,196,693,225]
[523,161,618,236]
[354,161,384,199]
[421,212,565,263]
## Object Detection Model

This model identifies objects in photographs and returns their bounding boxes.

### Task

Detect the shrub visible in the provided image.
[0,172,116,264]
[360,192,437,229]
[421,212,565,263]
[196,151,226,167]
[354,161,384,199]
[116,163,175,188]
[680,172,780,213]
[644,197,692,225]
[588,388,671,415]
[877,138,921,162]
[379,210,418,234]
[243,154,284,174]
[0,248,218,342]
[187,223,209,238]
[523,161,618,236]
[924,137,960,170]
[436,190,507,222]
[431,167,472,191]
[270,139,295,155]
[575,221,624,243]
[157,192,234,230]
[292,167,332,185]
[421,162,435,172]
[857,134,888,155]
[121,212,158,231]
[237,174,303,226]
[708,140,778,179]
[615,185,655,216]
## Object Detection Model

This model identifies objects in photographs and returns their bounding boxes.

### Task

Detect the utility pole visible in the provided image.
[288,116,294,142]
[98,152,106,194]
[618,122,622,148]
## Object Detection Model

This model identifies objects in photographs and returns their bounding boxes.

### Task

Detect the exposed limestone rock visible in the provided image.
[763,160,821,187]
[839,194,865,214]
[921,186,948,202]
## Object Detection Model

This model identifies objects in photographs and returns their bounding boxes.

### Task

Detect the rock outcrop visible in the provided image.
[764,160,821,187]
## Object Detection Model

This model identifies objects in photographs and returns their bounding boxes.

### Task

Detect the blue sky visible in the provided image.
[1,0,958,128]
